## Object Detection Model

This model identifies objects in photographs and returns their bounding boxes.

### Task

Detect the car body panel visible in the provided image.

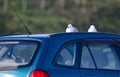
[0,67,31,77]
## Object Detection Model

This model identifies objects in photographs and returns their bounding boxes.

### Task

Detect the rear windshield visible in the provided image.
[0,40,38,70]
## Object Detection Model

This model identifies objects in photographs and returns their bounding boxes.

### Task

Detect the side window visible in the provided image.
[56,43,77,66]
[80,45,95,69]
[81,39,120,70]
[89,42,120,70]
[85,40,120,70]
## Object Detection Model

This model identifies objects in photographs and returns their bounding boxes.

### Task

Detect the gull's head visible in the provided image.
[90,25,95,29]
[68,24,73,28]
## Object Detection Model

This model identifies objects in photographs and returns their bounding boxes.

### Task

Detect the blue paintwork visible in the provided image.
[0,32,120,77]
[0,67,31,77]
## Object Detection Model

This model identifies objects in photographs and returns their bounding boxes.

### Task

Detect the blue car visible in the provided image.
[0,27,120,77]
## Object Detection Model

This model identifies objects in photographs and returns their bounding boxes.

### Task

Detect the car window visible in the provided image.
[0,40,38,69]
[80,45,95,69]
[56,43,77,66]
[84,39,120,70]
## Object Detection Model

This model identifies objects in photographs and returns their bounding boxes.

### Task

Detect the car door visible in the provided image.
[79,39,120,77]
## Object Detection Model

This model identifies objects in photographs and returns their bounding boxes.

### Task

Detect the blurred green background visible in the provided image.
[0,0,120,34]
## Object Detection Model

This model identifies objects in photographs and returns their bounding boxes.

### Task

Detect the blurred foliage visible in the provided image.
[0,0,120,34]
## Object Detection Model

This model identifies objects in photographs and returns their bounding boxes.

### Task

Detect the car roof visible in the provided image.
[1,32,120,39]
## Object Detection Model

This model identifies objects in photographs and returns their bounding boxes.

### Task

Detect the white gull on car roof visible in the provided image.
[66,24,78,32]
[88,25,97,32]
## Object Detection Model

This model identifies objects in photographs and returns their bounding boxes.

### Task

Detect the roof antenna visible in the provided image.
[8,3,32,34]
